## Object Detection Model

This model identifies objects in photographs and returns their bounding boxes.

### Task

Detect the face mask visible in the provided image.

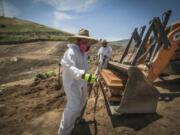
[79,42,90,53]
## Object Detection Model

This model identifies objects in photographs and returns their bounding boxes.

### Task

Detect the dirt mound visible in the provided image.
[0,77,65,135]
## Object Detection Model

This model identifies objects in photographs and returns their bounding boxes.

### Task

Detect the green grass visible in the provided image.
[0,33,68,42]
[0,16,72,43]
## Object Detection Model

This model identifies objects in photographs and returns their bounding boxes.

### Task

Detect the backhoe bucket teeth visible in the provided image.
[116,66,159,114]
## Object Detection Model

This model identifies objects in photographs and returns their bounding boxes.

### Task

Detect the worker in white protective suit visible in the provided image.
[58,29,97,135]
[97,40,112,69]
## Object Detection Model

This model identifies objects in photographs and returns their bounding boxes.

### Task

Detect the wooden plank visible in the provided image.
[100,69,126,87]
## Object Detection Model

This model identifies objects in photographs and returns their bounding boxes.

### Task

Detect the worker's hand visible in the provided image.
[82,73,97,84]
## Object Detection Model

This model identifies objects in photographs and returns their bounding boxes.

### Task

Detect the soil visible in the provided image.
[0,41,180,135]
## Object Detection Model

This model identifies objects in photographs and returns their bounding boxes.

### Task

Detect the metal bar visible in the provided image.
[119,33,133,63]
[162,10,172,27]
[139,25,146,39]
[131,20,154,65]
[120,26,146,64]
[127,27,145,62]
[131,10,171,65]
[147,17,171,65]
[154,17,171,49]
[133,29,141,44]
[144,10,171,64]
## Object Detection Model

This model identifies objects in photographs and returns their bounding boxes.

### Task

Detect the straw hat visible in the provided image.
[68,29,98,45]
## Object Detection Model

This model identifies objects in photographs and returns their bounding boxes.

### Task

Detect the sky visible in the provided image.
[0,0,180,41]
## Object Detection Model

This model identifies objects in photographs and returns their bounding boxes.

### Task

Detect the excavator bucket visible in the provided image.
[116,66,159,114]
[99,62,159,115]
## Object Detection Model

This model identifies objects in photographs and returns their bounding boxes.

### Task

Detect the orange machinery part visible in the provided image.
[147,27,180,81]
[139,21,180,64]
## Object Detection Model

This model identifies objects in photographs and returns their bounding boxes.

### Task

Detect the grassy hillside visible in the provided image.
[0,17,72,44]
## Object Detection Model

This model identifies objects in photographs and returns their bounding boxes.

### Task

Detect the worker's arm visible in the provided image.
[61,48,85,80]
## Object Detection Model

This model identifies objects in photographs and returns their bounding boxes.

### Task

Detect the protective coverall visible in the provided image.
[97,46,112,68]
[58,43,88,135]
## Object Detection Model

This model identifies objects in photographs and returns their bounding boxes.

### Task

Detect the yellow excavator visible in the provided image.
[98,10,180,115]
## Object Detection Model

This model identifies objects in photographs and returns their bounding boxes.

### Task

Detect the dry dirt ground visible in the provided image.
[0,41,180,135]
